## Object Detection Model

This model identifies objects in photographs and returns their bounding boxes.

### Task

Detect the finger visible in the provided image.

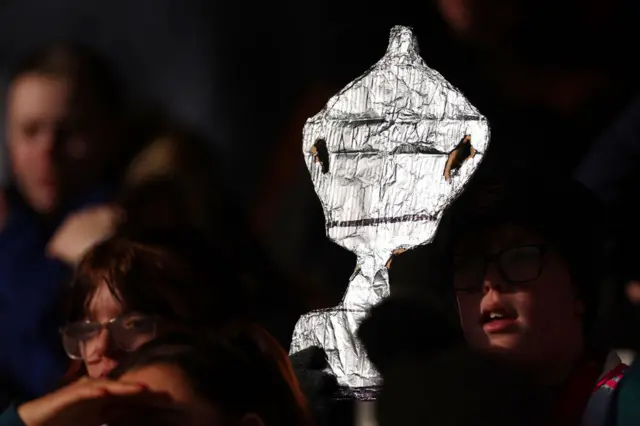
[96,206,121,223]
[97,204,122,217]
[78,380,148,399]
[69,384,162,414]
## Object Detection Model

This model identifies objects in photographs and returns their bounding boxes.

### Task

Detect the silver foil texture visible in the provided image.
[290,26,490,395]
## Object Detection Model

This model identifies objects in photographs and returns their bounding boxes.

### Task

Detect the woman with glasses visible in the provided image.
[0,232,242,426]
[59,234,219,379]
[7,325,312,426]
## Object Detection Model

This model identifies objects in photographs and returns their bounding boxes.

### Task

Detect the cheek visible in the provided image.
[9,140,52,174]
[456,294,482,331]
[457,294,491,349]
[519,268,578,328]
[10,142,31,167]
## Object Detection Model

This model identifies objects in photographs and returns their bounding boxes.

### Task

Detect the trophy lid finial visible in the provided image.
[386,26,419,57]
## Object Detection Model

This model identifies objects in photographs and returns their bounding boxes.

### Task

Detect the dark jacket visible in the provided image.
[0,186,111,400]
[613,359,640,426]
[0,405,24,426]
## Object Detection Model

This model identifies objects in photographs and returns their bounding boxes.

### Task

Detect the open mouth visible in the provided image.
[480,310,518,333]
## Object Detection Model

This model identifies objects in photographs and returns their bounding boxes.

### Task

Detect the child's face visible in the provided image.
[453,224,585,368]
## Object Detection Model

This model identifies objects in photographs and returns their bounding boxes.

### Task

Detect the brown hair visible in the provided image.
[111,322,312,426]
[10,43,123,121]
[65,234,239,327]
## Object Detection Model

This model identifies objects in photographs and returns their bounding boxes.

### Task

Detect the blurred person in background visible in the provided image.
[117,113,312,349]
[0,43,126,400]
[0,233,243,425]
[60,233,237,379]
[117,113,223,241]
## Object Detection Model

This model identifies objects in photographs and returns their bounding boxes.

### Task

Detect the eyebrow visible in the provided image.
[455,238,537,258]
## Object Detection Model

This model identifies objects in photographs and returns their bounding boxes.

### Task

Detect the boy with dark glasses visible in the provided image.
[372,171,629,426]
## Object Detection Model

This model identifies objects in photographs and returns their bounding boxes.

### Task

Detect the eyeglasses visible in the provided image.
[61,313,157,360]
[453,245,549,292]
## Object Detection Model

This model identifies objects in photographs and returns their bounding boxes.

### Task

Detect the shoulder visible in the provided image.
[583,362,627,426]
[0,404,26,426]
[612,360,640,426]
[597,363,627,391]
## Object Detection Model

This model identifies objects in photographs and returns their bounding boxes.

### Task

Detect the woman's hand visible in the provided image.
[17,377,167,426]
[47,205,122,266]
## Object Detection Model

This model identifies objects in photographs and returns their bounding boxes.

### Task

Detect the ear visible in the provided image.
[239,413,266,426]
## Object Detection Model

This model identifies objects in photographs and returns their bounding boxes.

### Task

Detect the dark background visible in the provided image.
[0,0,437,195]
[0,0,434,297]
[1,0,638,304]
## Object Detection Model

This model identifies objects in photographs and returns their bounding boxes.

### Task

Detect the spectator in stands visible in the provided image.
[0,232,243,425]
[118,116,307,348]
[4,324,311,426]
[0,43,125,399]
[359,171,630,425]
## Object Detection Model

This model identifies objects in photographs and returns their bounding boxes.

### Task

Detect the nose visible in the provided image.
[482,263,507,294]
[28,129,56,165]
[87,328,114,360]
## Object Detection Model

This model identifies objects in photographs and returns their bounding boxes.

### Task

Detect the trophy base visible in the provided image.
[290,306,382,393]
[334,386,382,401]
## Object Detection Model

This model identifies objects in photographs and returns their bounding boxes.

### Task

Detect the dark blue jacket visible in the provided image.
[0,186,111,399]
[0,405,24,426]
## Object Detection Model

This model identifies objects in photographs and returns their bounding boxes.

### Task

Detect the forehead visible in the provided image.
[454,223,548,254]
[86,280,123,320]
[7,73,70,121]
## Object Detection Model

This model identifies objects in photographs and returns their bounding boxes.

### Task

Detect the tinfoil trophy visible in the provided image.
[290,26,490,397]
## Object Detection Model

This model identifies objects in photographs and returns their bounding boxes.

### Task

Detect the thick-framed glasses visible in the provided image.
[60,313,157,360]
[453,245,550,292]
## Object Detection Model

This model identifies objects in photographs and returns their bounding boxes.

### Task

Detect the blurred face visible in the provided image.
[5,73,110,213]
[63,282,157,378]
[453,224,584,367]
[118,364,224,426]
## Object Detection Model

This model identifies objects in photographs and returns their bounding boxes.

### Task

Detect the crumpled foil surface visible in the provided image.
[290,26,490,396]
